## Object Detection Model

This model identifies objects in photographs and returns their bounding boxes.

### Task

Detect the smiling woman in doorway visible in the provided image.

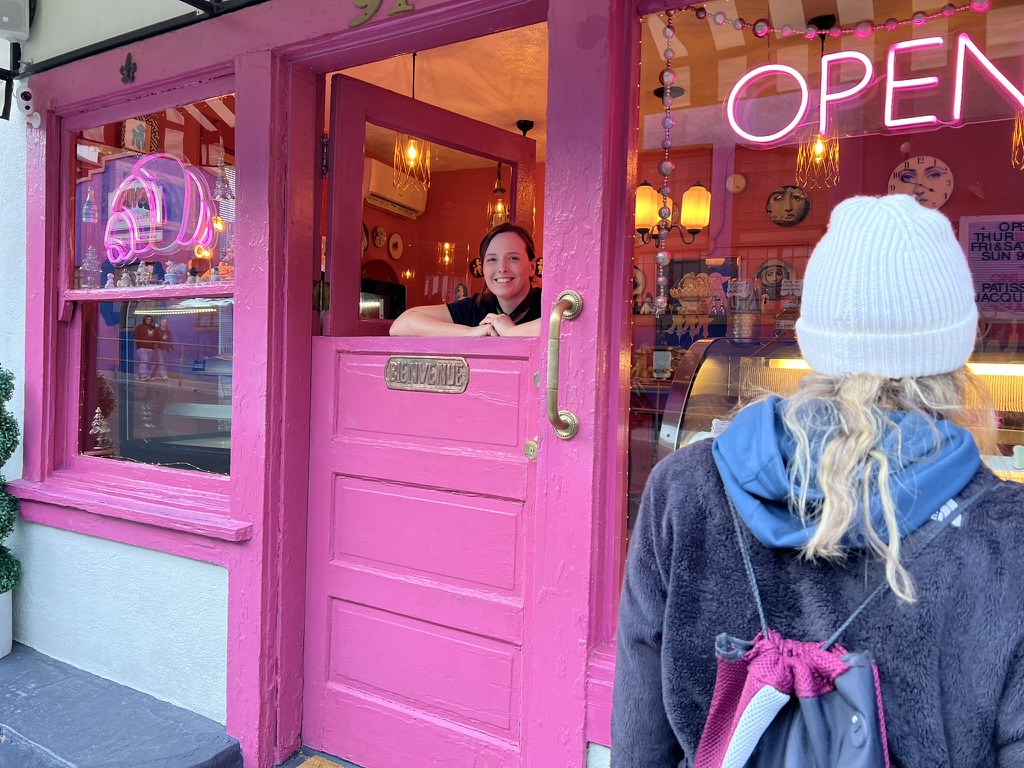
[390,222,542,337]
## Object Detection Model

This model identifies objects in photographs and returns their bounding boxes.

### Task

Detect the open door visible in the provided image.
[303,73,539,766]
[322,73,536,337]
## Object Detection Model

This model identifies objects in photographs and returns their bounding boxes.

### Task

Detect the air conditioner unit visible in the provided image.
[0,0,30,42]
[362,157,427,219]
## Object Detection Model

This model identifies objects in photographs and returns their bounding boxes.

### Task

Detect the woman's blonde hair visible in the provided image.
[781,367,995,602]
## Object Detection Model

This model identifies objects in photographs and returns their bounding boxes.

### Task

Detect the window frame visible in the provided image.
[13,74,249,543]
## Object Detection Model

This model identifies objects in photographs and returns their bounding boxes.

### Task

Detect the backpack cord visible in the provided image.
[726,479,1000,650]
[728,495,770,638]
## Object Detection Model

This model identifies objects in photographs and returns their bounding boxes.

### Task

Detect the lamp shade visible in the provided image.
[680,181,711,234]
[634,180,662,233]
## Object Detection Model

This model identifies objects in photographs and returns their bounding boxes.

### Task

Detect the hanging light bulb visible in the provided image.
[81,187,100,224]
[796,18,841,189]
[1013,111,1024,171]
[394,52,431,192]
[795,126,840,188]
[437,241,454,273]
[486,162,510,229]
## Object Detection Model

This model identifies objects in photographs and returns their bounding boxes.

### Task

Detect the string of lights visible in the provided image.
[684,0,991,41]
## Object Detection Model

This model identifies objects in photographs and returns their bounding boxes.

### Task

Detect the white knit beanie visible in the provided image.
[795,194,977,378]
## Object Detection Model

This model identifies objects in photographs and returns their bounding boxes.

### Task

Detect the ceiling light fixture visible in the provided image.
[394,52,431,192]
[487,162,509,229]
[1013,112,1024,170]
[796,16,841,189]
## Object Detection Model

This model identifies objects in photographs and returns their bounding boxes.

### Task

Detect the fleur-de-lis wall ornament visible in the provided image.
[120,53,137,85]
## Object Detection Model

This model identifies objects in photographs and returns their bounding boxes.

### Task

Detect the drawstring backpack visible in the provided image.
[694,484,998,768]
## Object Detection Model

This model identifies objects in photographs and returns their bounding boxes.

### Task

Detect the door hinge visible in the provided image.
[320,133,329,178]
[313,277,330,312]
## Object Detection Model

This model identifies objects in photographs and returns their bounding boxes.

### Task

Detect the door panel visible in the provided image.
[304,336,537,766]
[305,69,538,767]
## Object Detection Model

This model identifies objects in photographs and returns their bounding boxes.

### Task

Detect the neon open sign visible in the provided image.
[727,33,1024,144]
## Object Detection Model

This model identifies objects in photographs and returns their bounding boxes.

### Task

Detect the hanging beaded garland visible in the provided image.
[686,0,990,40]
[653,10,676,316]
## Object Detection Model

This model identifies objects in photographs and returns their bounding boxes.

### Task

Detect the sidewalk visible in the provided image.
[0,643,241,768]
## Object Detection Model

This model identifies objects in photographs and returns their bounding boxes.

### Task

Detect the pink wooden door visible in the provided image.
[303,74,538,767]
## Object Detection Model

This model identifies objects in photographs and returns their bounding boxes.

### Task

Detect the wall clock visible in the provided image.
[372,226,388,248]
[887,155,954,209]
[387,231,404,260]
[725,174,747,194]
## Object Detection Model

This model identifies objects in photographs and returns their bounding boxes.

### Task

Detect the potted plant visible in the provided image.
[0,364,21,658]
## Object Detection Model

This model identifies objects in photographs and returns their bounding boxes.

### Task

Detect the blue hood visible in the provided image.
[711,397,980,549]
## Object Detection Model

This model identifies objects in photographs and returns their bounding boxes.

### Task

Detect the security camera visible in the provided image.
[15,84,32,115]
[14,83,38,127]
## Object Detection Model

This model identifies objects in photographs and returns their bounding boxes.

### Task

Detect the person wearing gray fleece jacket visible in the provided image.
[612,195,1024,767]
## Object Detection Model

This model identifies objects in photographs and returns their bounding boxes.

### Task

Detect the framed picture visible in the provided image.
[121,116,161,154]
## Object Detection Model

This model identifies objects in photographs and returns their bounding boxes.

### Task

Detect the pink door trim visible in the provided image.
[18,0,639,763]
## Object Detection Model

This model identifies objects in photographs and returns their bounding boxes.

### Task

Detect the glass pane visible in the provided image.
[628,5,1024,530]
[72,95,236,290]
[79,297,234,474]
[356,121,538,321]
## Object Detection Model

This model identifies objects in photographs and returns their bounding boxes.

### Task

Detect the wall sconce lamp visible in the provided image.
[634,179,711,245]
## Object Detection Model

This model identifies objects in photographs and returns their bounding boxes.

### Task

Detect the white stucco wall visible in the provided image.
[0,108,229,724]
[8,522,229,723]
[0,105,25,476]
[22,0,185,65]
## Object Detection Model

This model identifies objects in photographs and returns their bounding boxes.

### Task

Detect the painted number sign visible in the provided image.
[349,0,413,28]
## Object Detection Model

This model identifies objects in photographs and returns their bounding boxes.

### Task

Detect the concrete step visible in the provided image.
[0,643,242,768]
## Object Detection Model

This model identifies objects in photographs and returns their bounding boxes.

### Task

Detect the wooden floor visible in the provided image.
[279,751,360,768]
[298,758,354,768]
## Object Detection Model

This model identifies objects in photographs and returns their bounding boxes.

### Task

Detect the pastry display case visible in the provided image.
[630,338,1024,521]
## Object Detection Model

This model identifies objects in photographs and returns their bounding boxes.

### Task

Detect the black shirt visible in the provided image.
[447,287,542,327]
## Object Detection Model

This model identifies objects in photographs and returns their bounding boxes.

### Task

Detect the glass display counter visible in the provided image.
[628,337,1024,528]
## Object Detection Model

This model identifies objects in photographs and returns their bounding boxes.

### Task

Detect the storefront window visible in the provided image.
[628,5,1024,529]
[71,95,236,473]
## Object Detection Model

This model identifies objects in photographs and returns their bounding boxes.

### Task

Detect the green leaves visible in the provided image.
[0,363,20,593]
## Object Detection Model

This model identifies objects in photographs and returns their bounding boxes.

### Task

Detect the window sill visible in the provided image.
[9,472,251,543]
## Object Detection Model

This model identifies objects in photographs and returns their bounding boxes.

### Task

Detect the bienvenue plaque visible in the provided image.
[384,356,469,394]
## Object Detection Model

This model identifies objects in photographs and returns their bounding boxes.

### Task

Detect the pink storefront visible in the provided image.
[10,0,1024,765]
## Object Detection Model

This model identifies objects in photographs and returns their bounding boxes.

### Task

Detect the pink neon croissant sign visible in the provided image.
[104,153,218,267]
[726,32,1024,144]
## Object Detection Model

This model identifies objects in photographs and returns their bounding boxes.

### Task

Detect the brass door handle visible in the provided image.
[546,290,582,439]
